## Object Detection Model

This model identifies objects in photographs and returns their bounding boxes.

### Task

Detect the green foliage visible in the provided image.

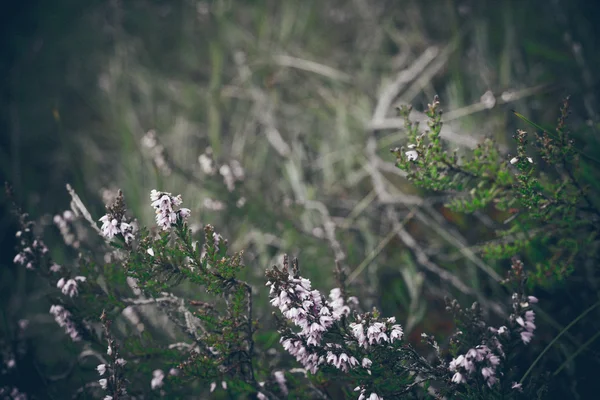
[392,97,600,286]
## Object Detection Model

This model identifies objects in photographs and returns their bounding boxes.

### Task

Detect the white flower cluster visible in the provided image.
[355,385,383,400]
[56,276,86,297]
[99,214,135,243]
[328,288,357,319]
[13,235,49,270]
[268,277,347,374]
[151,369,165,390]
[97,359,127,385]
[150,190,191,231]
[0,387,27,400]
[448,294,539,389]
[269,271,404,386]
[49,305,80,341]
[449,344,501,387]
[348,317,404,349]
[517,296,538,344]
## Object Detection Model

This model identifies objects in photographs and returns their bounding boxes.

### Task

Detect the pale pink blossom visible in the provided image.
[151,369,164,389]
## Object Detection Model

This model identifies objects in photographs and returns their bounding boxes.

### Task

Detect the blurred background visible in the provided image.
[2,0,600,398]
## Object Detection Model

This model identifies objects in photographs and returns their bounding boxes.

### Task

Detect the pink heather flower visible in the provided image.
[32,240,48,254]
[328,288,351,318]
[115,358,127,366]
[452,372,466,384]
[50,263,62,272]
[49,305,80,341]
[528,296,539,304]
[390,324,403,342]
[179,208,191,219]
[151,369,165,389]
[99,378,108,390]
[465,348,480,362]
[362,358,372,368]
[210,382,217,392]
[367,322,389,345]
[487,354,500,366]
[57,276,86,297]
[481,367,494,379]
[350,322,367,347]
[13,253,26,266]
[449,355,465,371]
[525,310,535,324]
[464,360,476,373]
[511,382,523,391]
[520,331,534,344]
[99,215,119,239]
[486,374,498,387]
[97,364,106,376]
[150,190,190,230]
[99,214,135,243]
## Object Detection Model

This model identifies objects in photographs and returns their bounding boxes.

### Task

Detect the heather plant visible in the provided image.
[391,96,600,286]
[5,176,549,399]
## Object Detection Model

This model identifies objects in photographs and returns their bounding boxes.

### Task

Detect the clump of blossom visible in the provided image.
[515,296,537,344]
[151,369,165,390]
[447,259,540,390]
[97,311,128,398]
[56,276,86,297]
[0,387,27,400]
[328,288,354,318]
[355,386,383,400]
[448,344,501,387]
[150,190,191,230]
[13,230,49,270]
[267,257,344,373]
[267,256,404,379]
[348,316,404,349]
[99,190,135,243]
[49,305,80,341]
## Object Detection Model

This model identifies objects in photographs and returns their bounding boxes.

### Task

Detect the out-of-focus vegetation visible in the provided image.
[2,0,600,398]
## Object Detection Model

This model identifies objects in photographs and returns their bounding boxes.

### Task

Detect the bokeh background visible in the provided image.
[2,0,600,398]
